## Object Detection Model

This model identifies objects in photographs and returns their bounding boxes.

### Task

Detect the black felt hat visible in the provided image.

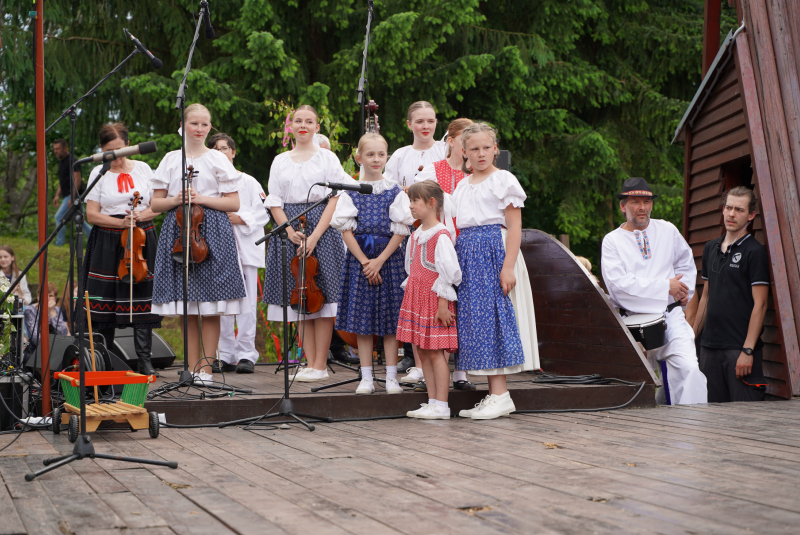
[617,177,658,200]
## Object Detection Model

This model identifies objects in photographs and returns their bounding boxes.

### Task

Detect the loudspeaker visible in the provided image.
[0,373,31,431]
[108,329,176,370]
[497,150,511,171]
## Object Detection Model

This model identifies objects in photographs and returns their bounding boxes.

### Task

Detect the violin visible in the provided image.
[365,99,380,134]
[118,191,148,284]
[290,215,325,315]
[171,165,209,264]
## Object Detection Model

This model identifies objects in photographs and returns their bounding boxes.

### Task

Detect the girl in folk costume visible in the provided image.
[263,105,355,382]
[330,133,414,395]
[397,181,461,420]
[452,123,539,420]
[384,101,446,189]
[150,104,247,386]
[415,118,473,195]
[82,123,162,376]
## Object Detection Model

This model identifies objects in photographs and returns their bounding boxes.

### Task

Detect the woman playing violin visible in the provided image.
[83,122,162,376]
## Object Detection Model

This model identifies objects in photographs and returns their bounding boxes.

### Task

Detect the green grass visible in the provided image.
[0,236,285,363]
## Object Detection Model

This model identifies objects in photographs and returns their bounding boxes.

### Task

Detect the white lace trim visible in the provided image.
[431,278,458,301]
[335,219,358,233]
[413,223,447,244]
[361,178,398,194]
[390,222,411,236]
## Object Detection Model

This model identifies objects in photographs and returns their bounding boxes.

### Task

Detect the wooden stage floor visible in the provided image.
[3,400,800,534]
[142,364,654,425]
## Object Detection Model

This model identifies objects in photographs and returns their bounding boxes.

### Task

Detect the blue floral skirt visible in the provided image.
[152,207,246,304]
[454,225,524,371]
[335,234,406,336]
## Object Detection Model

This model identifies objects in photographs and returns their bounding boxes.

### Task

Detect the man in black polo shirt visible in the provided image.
[694,186,769,402]
[52,139,91,245]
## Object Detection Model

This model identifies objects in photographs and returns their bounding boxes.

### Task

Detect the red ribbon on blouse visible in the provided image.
[117,173,134,193]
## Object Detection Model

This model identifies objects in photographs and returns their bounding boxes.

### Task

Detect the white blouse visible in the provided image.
[329,179,414,236]
[85,160,154,216]
[384,142,446,187]
[452,170,526,228]
[265,149,355,208]
[232,173,271,268]
[151,149,241,197]
[402,223,462,302]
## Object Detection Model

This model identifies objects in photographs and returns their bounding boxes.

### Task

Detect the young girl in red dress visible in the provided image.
[397,181,461,420]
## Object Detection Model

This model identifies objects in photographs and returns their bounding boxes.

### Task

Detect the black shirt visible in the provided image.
[57,155,72,197]
[700,233,770,350]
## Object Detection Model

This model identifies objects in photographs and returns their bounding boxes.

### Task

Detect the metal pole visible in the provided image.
[34,0,51,417]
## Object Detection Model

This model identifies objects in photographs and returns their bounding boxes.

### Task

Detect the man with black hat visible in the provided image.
[601,177,707,405]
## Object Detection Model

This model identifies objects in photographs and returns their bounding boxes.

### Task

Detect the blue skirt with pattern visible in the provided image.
[454,224,525,371]
[263,202,345,306]
[152,207,246,304]
[335,234,406,336]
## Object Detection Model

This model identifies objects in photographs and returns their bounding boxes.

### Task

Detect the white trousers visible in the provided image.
[647,308,707,405]
[219,264,259,364]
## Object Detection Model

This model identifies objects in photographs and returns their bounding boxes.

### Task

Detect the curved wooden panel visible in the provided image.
[521,230,658,384]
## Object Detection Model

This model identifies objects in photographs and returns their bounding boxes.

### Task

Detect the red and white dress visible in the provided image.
[416,159,467,194]
[396,223,461,351]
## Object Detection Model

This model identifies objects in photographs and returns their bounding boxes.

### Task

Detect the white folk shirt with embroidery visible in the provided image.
[232,173,270,268]
[451,170,526,228]
[329,178,414,236]
[383,142,446,187]
[601,218,696,315]
[265,149,355,208]
[151,149,241,197]
[401,223,462,302]
[85,160,154,216]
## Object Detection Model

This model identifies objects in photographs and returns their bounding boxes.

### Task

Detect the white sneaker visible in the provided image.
[418,404,451,420]
[295,368,329,382]
[400,367,424,383]
[471,392,516,420]
[385,377,403,394]
[406,403,430,418]
[288,366,309,380]
[192,371,214,386]
[458,395,492,418]
[355,378,375,395]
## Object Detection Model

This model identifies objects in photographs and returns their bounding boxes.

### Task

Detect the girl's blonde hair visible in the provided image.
[406,101,435,122]
[0,245,21,278]
[461,122,498,174]
[356,132,388,155]
[184,103,211,122]
[407,180,444,219]
[293,104,319,122]
[445,118,473,157]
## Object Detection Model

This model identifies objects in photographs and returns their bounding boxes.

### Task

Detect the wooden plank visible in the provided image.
[688,211,723,232]
[0,468,27,535]
[691,125,750,161]
[692,96,744,133]
[689,140,750,175]
[689,195,727,217]
[689,167,723,190]
[701,80,741,114]
[688,225,725,245]
[688,180,724,204]
[735,25,800,396]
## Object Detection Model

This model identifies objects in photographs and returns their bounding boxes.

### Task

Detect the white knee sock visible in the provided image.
[361,366,373,381]
[453,370,467,382]
[385,365,397,380]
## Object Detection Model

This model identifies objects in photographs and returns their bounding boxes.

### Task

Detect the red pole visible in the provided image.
[702,0,722,76]
[34,0,51,417]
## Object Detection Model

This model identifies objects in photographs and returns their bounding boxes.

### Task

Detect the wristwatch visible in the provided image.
[742,347,754,356]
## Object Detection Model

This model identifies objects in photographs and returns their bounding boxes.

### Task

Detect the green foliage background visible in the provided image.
[1,0,739,267]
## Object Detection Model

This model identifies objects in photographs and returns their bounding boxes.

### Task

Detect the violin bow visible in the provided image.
[129,195,135,321]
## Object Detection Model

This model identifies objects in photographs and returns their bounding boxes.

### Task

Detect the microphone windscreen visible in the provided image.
[359,183,373,194]
[152,57,163,69]
[205,27,215,39]
[138,141,158,155]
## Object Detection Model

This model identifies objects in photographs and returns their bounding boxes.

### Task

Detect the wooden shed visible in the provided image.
[673,0,800,398]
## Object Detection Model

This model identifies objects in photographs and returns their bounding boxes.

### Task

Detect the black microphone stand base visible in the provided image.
[249,398,330,432]
[26,435,178,481]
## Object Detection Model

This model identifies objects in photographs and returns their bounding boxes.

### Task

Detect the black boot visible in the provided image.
[134,327,159,377]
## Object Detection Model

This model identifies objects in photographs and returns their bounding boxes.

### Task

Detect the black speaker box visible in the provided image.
[497,150,511,171]
[108,329,176,370]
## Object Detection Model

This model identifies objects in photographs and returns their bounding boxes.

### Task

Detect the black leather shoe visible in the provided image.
[413,379,427,392]
[236,360,255,374]
[453,380,477,391]
[397,355,414,374]
[214,361,237,373]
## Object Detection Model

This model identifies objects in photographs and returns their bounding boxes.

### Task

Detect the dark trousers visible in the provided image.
[698,347,766,403]
[98,327,153,360]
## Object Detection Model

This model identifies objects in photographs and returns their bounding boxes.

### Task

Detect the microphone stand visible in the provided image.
[172,0,209,387]
[356,0,374,138]
[237,190,341,431]
[22,161,178,481]
[45,47,143,333]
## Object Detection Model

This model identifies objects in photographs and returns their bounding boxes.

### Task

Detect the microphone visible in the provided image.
[124,29,163,69]
[73,141,158,168]
[316,182,373,194]
[202,1,215,39]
